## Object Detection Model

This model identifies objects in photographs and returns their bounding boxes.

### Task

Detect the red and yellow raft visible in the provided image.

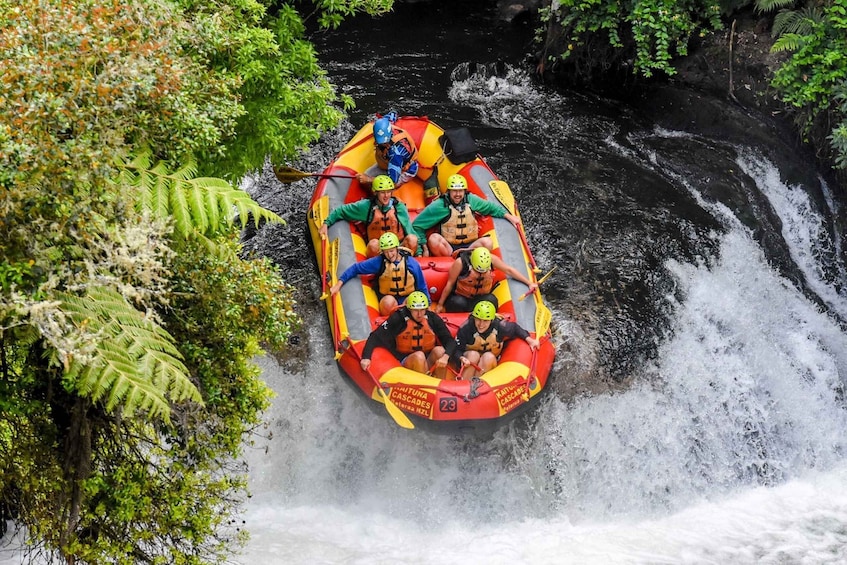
[303,115,555,433]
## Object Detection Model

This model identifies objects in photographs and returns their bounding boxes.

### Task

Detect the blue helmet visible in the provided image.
[373,117,392,144]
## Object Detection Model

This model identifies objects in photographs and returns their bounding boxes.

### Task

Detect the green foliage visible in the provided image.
[1,0,373,561]
[771,32,809,52]
[116,151,283,239]
[771,0,847,169]
[0,0,242,185]
[310,0,394,29]
[172,0,391,179]
[755,0,799,12]
[771,6,824,43]
[828,82,847,168]
[540,0,724,78]
[60,286,201,422]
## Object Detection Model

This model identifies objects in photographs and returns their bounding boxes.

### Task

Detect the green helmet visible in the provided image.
[372,175,395,192]
[378,232,400,250]
[446,174,468,191]
[472,300,496,321]
[406,291,429,310]
[470,247,492,272]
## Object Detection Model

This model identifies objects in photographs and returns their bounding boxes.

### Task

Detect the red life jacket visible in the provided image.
[366,198,404,242]
[395,314,437,355]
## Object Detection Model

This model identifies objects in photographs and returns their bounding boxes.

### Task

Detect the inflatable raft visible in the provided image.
[293,115,555,433]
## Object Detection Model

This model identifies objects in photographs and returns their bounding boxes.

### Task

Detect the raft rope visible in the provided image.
[465,376,483,401]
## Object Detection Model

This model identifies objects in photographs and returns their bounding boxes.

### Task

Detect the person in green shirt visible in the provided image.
[319,175,418,257]
[411,173,521,256]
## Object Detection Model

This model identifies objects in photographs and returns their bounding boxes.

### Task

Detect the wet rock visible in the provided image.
[671,13,789,116]
[497,0,541,23]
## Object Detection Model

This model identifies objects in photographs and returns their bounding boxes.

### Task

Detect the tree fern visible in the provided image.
[771,32,807,52]
[772,6,824,39]
[59,286,201,421]
[755,0,798,14]
[116,151,283,240]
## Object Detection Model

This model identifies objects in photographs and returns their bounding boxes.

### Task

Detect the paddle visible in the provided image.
[535,301,552,338]
[521,300,550,395]
[518,266,557,302]
[326,238,343,359]
[422,154,446,202]
[321,238,339,302]
[523,345,538,402]
[489,180,541,274]
[365,365,415,429]
[275,165,356,184]
[347,345,415,430]
[311,197,331,299]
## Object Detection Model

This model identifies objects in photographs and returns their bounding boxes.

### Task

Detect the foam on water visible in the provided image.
[225,223,847,565]
[232,460,847,565]
[736,149,847,320]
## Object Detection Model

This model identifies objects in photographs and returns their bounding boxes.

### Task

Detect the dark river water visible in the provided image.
[246,0,845,389]
[205,1,847,563]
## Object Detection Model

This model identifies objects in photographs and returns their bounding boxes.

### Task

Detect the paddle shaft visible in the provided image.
[275,165,356,184]
[518,266,557,301]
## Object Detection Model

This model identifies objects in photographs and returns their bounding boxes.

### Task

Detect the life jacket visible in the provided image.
[454,252,494,298]
[375,127,418,171]
[439,196,479,245]
[395,313,438,355]
[465,322,504,357]
[366,197,405,242]
[376,250,416,298]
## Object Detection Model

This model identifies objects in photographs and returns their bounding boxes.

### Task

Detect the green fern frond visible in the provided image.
[59,286,202,422]
[771,32,805,53]
[772,7,823,38]
[168,176,194,236]
[755,0,797,14]
[170,160,198,182]
[116,151,284,239]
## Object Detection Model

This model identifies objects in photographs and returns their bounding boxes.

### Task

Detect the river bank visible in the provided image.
[514,4,844,204]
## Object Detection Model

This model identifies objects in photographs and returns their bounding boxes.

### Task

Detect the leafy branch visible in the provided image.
[115,150,284,240]
[60,286,201,422]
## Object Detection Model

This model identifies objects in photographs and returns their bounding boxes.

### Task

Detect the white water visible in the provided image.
[230,227,847,565]
[225,145,847,563]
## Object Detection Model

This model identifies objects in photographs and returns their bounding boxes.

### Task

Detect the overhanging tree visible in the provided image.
[0,0,391,562]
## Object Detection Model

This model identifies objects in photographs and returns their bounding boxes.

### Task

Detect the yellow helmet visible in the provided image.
[470,247,491,272]
[446,174,468,191]
[378,232,400,250]
[372,175,395,192]
[406,291,429,310]
[472,300,496,321]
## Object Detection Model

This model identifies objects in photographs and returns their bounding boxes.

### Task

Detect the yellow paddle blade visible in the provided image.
[535,301,552,338]
[489,180,517,216]
[275,165,315,183]
[328,237,339,286]
[310,195,329,230]
[377,387,415,429]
